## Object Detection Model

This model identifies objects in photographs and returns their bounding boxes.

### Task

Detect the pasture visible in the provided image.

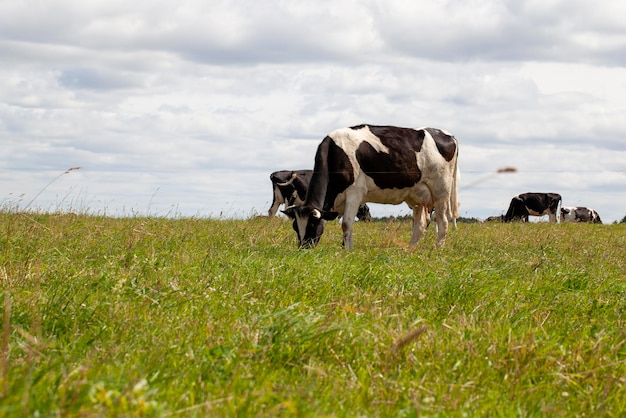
[1,212,625,416]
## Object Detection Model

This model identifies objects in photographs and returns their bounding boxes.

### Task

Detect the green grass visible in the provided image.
[1,212,625,416]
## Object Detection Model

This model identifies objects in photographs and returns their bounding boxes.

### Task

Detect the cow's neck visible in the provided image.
[305,137,332,210]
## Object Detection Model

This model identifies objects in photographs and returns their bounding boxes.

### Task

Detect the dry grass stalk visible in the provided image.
[394,325,428,351]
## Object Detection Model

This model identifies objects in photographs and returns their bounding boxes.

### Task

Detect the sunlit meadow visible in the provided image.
[1,209,625,416]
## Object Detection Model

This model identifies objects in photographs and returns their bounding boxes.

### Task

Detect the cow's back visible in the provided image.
[328,125,457,193]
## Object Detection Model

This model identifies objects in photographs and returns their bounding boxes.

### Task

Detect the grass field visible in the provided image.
[1,212,625,416]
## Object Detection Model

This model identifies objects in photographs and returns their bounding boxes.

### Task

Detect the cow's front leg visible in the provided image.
[340,198,361,250]
[409,205,429,246]
[342,218,355,250]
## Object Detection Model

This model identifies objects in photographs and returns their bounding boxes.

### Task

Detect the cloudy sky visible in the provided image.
[1,0,625,222]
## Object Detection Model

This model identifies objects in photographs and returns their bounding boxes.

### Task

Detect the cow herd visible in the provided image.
[268,124,602,250]
[487,192,602,224]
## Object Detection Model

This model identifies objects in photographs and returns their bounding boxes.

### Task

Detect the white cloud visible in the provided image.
[0,0,625,222]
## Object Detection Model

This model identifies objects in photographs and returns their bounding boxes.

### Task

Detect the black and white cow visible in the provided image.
[560,206,602,224]
[268,170,313,217]
[268,169,372,221]
[282,124,459,249]
[503,192,562,223]
[356,203,372,222]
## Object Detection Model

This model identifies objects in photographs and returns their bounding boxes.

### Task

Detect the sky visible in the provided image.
[1,0,625,222]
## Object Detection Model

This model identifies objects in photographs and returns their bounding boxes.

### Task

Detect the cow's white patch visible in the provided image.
[424,127,453,137]
[561,206,577,222]
[329,126,390,154]
[328,126,390,180]
[527,208,548,216]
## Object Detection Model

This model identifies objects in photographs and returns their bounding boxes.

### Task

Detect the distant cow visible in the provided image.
[268,169,371,221]
[268,170,313,217]
[503,192,562,223]
[560,206,602,224]
[282,124,459,249]
[356,203,372,222]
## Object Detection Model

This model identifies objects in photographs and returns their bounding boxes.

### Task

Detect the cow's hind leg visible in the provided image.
[409,205,429,246]
[268,186,284,217]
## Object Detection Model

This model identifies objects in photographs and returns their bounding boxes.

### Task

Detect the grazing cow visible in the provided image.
[560,206,602,224]
[268,170,313,217]
[356,203,372,222]
[503,192,562,223]
[282,124,459,249]
[268,169,371,221]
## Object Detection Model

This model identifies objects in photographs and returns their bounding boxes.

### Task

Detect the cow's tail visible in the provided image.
[449,157,460,220]
[556,195,563,223]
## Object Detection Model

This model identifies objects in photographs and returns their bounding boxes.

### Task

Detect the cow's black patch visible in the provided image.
[426,128,457,162]
[574,207,590,221]
[307,136,354,212]
[521,192,561,214]
[355,125,424,189]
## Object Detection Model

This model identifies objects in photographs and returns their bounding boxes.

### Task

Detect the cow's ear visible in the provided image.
[322,211,340,221]
[281,206,296,219]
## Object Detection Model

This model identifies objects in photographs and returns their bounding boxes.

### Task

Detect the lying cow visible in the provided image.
[283,124,459,249]
[560,206,602,223]
[268,169,371,221]
[503,192,562,223]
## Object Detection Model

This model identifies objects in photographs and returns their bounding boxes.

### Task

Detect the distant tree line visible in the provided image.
[368,215,481,223]
[369,214,626,224]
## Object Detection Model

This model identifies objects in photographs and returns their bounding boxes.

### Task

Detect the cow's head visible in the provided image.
[503,196,527,222]
[356,204,372,222]
[282,205,339,248]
